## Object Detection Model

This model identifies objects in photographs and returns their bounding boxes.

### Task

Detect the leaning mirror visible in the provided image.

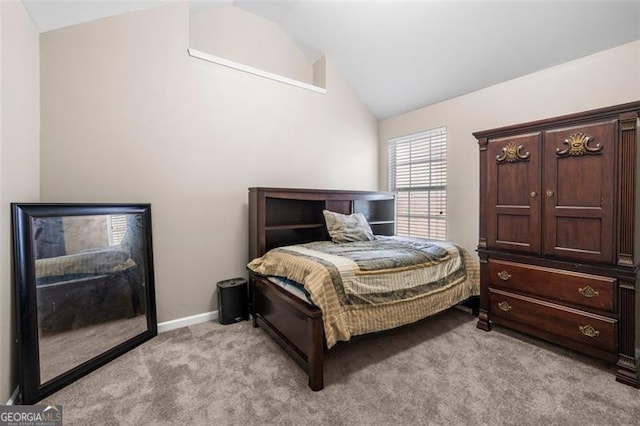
[12,203,157,404]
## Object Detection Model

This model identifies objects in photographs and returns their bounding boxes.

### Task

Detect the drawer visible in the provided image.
[488,259,615,312]
[489,289,616,352]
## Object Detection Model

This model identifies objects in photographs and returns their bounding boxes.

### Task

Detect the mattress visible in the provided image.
[267,276,316,306]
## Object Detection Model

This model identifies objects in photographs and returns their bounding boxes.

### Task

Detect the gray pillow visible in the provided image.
[323,210,374,243]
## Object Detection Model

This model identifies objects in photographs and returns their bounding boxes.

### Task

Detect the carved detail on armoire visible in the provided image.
[496,142,531,163]
[617,355,639,387]
[477,137,488,249]
[618,113,639,267]
[474,101,640,388]
[477,138,488,151]
[555,132,602,157]
[476,311,491,331]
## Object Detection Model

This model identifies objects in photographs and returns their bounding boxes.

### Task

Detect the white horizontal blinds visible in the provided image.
[108,215,128,246]
[389,127,447,240]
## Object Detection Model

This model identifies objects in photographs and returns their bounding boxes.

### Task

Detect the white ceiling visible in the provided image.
[22,1,640,119]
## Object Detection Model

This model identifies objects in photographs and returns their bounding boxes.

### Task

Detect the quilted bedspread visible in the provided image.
[247,236,480,348]
[36,247,136,282]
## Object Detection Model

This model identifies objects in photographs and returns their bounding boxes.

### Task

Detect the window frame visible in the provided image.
[388,126,447,240]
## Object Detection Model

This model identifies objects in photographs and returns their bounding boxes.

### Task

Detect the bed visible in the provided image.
[247,187,480,390]
[31,210,148,335]
[36,247,140,333]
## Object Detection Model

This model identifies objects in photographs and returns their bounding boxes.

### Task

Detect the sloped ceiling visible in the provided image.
[22,1,640,119]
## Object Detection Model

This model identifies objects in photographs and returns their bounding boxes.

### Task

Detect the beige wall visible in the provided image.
[40,3,378,323]
[0,1,40,402]
[380,40,640,256]
[189,6,314,85]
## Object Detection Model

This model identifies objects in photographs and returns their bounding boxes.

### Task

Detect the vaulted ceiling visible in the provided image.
[22,1,640,119]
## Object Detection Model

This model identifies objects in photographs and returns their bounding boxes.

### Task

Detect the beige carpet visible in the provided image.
[42,309,640,425]
[39,315,147,383]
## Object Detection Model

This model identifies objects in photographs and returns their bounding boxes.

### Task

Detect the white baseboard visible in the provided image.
[6,386,19,405]
[157,310,218,333]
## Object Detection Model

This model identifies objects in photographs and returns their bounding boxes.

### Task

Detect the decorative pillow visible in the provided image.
[323,210,374,243]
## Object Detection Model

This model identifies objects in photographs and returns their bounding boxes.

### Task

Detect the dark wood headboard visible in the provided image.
[248,187,396,260]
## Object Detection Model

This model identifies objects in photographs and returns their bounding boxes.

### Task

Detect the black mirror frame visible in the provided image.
[12,203,158,404]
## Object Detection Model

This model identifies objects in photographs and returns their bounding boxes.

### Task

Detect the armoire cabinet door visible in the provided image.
[487,133,542,253]
[543,119,616,263]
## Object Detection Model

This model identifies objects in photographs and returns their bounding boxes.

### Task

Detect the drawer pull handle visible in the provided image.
[579,325,600,338]
[578,286,599,298]
[498,271,511,281]
[498,301,512,312]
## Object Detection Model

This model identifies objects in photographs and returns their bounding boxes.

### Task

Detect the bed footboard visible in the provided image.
[251,275,325,391]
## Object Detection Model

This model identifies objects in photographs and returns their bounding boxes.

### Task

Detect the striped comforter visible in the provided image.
[248,236,480,348]
[36,247,136,284]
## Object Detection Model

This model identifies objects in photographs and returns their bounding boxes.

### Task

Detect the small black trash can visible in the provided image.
[217,278,249,325]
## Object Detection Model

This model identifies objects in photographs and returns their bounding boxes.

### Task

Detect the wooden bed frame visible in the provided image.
[248,187,477,391]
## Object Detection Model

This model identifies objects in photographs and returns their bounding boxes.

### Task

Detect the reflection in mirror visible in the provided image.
[13,203,157,405]
[33,214,148,384]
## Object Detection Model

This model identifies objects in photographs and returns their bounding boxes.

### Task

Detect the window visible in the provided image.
[388,127,447,240]
[107,214,128,246]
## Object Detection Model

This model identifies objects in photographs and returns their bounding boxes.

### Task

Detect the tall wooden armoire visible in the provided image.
[474,101,640,387]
